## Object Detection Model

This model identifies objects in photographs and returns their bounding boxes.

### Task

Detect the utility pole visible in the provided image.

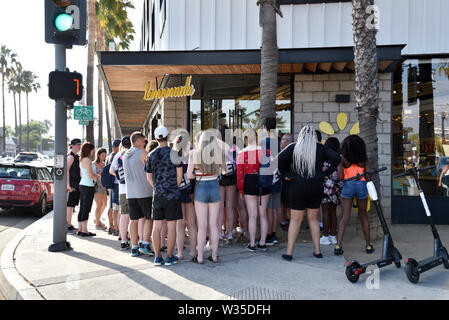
[49,44,71,252]
[45,0,86,252]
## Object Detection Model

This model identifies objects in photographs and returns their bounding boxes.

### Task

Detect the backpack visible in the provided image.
[101,164,115,189]
[117,153,126,184]
[257,138,275,190]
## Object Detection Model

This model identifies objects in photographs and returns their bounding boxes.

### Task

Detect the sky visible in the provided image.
[0,0,142,143]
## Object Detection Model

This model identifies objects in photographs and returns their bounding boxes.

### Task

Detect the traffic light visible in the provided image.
[45,0,86,46]
[49,70,83,106]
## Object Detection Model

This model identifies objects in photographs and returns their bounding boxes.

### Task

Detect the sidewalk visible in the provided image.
[2,208,449,300]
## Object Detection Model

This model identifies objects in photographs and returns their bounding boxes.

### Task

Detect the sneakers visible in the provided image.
[329,235,337,245]
[139,245,155,256]
[280,221,289,231]
[154,256,164,266]
[113,230,119,237]
[272,235,279,245]
[334,245,344,256]
[131,247,141,257]
[165,255,179,266]
[68,225,77,232]
[120,242,130,251]
[247,244,257,252]
[320,235,331,245]
[265,235,274,246]
[108,228,113,235]
[256,244,267,251]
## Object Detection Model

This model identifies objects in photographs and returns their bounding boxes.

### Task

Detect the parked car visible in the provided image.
[14,152,43,163]
[0,162,54,216]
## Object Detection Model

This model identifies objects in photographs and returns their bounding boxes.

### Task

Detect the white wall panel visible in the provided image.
[246,0,261,49]
[152,0,448,56]
[200,0,216,50]
[231,0,246,49]
[215,0,232,49]
[186,0,201,50]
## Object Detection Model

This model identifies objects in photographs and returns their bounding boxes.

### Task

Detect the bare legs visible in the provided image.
[119,214,130,243]
[245,194,269,247]
[286,208,321,256]
[94,193,107,227]
[219,185,236,238]
[195,201,220,263]
[337,198,370,247]
[67,207,75,228]
[152,220,175,258]
[321,203,337,237]
[178,202,198,259]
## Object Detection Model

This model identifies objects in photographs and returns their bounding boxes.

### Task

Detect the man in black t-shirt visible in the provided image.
[145,126,183,266]
[67,139,82,232]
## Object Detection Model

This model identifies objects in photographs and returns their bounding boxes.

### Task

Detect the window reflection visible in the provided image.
[392,58,449,197]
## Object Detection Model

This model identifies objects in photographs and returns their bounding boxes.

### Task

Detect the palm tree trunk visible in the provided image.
[26,92,29,151]
[13,93,17,138]
[104,93,112,153]
[1,74,6,155]
[259,0,280,125]
[97,24,105,149]
[86,0,96,145]
[353,0,381,239]
[18,92,22,152]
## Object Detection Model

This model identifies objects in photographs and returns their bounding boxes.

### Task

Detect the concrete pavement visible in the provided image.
[2,209,449,300]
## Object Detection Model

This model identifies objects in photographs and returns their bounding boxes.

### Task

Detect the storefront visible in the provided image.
[392,57,449,224]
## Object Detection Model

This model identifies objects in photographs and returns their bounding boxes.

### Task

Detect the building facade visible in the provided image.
[99,0,449,224]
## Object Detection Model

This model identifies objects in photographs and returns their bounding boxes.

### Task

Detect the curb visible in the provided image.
[0,212,53,300]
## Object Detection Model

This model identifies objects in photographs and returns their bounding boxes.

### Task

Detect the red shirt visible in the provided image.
[237,147,264,194]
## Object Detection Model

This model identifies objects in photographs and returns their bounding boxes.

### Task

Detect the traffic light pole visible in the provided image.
[49,44,71,252]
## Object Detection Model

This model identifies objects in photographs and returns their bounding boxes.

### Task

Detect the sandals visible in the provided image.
[366,245,375,254]
[282,254,292,261]
[207,255,219,263]
[81,232,96,237]
[334,245,344,256]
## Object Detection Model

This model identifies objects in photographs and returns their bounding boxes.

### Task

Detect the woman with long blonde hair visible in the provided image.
[278,126,340,260]
[187,130,224,263]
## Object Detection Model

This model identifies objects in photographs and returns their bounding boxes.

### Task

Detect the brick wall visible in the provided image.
[294,73,392,225]
[162,97,188,132]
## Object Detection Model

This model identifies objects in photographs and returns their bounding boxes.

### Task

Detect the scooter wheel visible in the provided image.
[392,248,402,268]
[404,259,420,284]
[345,261,361,283]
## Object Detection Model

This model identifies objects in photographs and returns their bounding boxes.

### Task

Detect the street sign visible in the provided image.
[79,120,89,126]
[49,70,83,105]
[74,105,93,121]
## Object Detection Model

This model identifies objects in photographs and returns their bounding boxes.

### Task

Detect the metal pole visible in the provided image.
[49,44,71,252]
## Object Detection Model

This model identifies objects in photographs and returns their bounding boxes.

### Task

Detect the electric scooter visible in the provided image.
[344,167,403,283]
[393,165,449,284]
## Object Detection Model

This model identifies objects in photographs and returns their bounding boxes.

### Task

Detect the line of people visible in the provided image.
[65,118,375,266]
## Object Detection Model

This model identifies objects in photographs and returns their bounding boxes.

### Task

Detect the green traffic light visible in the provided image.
[55,13,74,32]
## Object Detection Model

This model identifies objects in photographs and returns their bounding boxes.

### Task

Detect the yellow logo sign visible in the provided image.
[144,76,195,100]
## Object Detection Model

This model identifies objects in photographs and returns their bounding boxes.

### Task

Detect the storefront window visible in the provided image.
[189,74,292,139]
[392,58,449,197]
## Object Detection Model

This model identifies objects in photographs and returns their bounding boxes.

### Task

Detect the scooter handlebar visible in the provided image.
[343,167,388,182]
[393,165,435,178]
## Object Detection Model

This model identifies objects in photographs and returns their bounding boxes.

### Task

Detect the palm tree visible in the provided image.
[22,71,40,151]
[7,60,22,141]
[1,45,18,155]
[96,0,135,151]
[13,64,25,152]
[86,0,97,145]
[257,0,283,127]
[352,0,381,236]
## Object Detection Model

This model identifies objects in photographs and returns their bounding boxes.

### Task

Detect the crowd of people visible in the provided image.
[65,118,376,266]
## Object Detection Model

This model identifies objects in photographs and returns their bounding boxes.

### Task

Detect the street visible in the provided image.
[0,209,40,300]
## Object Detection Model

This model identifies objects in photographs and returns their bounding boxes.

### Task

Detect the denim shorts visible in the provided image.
[341,180,368,200]
[194,180,221,203]
[110,184,119,209]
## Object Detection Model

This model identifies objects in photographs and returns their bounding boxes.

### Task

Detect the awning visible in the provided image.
[98,45,405,134]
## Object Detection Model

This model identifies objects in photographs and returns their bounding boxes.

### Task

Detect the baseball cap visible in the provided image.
[70,139,82,146]
[154,126,169,140]
[112,139,121,148]
[121,136,131,149]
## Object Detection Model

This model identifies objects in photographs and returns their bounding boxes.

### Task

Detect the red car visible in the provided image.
[0,162,54,216]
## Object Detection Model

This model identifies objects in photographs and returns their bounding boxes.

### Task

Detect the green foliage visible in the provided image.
[22,120,53,151]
